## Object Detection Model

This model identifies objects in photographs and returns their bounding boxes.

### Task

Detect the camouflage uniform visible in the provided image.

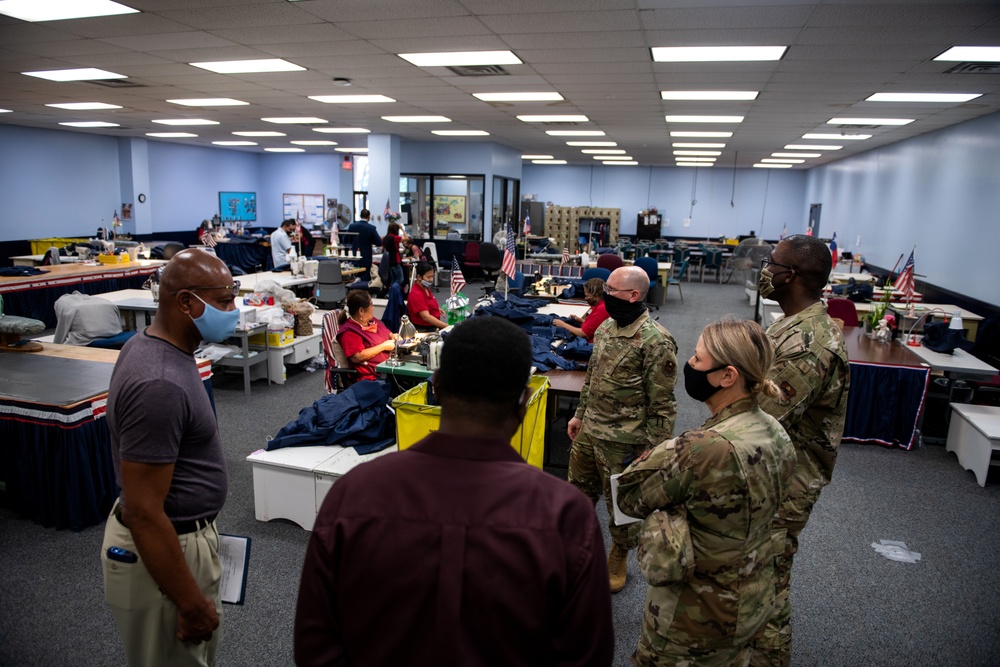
[750,301,850,667]
[569,310,677,549]
[617,397,796,667]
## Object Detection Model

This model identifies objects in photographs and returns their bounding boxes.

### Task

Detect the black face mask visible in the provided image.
[683,361,727,402]
[604,292,646,327]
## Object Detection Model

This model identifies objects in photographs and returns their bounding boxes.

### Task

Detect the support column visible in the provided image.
[367,134,401,234]
[117,138,151,236]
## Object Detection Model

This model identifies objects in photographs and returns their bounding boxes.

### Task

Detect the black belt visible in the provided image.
[114,503,216,536]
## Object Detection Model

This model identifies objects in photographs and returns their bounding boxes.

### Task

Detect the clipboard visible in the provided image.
[219,534,251,605]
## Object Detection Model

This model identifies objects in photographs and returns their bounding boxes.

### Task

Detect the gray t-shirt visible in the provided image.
[108,331,227,521]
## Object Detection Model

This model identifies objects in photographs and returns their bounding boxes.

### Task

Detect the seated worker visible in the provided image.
[553,277,610,342]
[407,261,447,331]
[298,224,316,258]
[270,219,296,267]
[336,290,400,381]
[402,237,424,262]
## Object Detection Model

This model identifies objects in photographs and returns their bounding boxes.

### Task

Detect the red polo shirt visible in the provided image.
[580,300,610,342]
[407,284,442,328]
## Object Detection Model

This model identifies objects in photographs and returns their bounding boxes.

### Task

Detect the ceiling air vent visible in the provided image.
[445,65,510,77]
[944,62,1000,74]
[89,79,146,88]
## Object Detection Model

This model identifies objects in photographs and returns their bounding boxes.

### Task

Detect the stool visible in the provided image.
[0,315,45,353]
[946,404,1000,486]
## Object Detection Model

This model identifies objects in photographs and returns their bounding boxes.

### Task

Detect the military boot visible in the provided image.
[608,544,628,593]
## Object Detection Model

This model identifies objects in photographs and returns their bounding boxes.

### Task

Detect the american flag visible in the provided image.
[895,249,915,301]
[501,222,517,279]
[523,213,531,236]
[383,198,391,220]
[199,229,217,247]
[779,223,787,240]
[450,256,466,295]
[561,247,570,265]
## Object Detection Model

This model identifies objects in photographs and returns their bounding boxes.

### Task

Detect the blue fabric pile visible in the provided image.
[474,293,592,371]
[266,380,396,454]
[0,266,48,277]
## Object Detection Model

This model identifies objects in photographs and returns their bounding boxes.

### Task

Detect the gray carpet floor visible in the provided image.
[2,279,999,666]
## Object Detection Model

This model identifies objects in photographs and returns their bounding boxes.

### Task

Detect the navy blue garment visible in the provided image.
[0,266,48,277]
[381,283,405,333]
[559,337,594,360]
[528,335,580,372]
[266,380,395,454]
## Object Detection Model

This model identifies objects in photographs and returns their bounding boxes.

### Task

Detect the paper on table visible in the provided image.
[218,534,251,605]
[609,474,642,526]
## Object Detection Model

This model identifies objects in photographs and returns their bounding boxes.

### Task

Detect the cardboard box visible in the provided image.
[249,329,294,347]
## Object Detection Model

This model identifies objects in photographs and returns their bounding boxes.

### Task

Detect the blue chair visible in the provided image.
[507,270,525,294]
[667,258,690,302]
[87,330,137,349]
[582,267,611,282]
[634,257,661,310]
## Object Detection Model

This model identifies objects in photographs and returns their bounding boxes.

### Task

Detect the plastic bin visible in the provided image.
[392,375,549,468]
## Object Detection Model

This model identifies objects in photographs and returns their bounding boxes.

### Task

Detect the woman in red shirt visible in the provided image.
[406,261,447,331]
[382,222,404,288]
[553,277,610,342]
[336,290,399,381]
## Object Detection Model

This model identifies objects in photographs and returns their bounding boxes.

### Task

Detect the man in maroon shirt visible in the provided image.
[294,317,614,666]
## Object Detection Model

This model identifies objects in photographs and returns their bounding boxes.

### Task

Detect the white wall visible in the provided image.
[806,111,1000,307]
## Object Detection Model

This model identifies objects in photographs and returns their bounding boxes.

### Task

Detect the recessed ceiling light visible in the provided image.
[313,127,370,134]
[432,130,490,136]
[802,133,870,140]
[773,152,820,158]
[660,90,758,101]
[291,140,338,146]
[595,156,634,160]
[308,94,395,103]
[581,149,626,154]
[265,148,305,153]
[784,144,843,150]
[531,159,567,165]
[762,158,804,164]
[382,115,451,123]
[59,121,120,127]
[335,147,368,153]
[152,118,218,126]
[522,154,553,159]
[934,46,1000,62]
[672,143,726,148]
[674,150,721,156]
[398,51,522,67]
[23,68,125,82]
[673,157,716,162]
[604,161,638,166]
[0,108,12,113]
[213,141,257,146]
[866,92,981,103]
[517,114,589,123]
[566,141,617,147]
[676,162,713,167]
[46,102,122,110]
[670,131,733,138]
[546,130,605,137]
[168,98,249,106]
[665,115,743,123]
[651,46,787,62]
[828,117,913,126]
[190,59,305,74]
[0,0,138,22]
[233,131,285,137]
[262,117,327,124]
[754,163,793,168]
[473,92,563,102]
[146,132,198,138]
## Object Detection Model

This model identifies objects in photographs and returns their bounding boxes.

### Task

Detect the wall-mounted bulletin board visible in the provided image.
[283,193,325,224]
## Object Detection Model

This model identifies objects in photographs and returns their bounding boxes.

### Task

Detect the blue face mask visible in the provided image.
[189,293,239,343]
[420,279,434,288]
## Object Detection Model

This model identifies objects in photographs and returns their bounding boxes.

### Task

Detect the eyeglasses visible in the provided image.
[760,258,795,272]
[603,284,633,295]
[173,281,241,297]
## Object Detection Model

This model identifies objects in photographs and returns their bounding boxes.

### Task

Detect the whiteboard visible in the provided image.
[283,194,325,225]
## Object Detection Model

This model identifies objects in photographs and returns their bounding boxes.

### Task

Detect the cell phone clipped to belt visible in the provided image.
[106,546,138,564]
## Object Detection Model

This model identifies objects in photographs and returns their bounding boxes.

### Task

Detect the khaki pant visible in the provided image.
[568,431,644,550]
[101,504,223,667]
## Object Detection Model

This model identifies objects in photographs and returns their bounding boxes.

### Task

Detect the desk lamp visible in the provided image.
[949,310,964,332]
[385,316,417,367]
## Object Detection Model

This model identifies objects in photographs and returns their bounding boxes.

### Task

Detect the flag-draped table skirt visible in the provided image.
[843,361,930,450]
[1,273,153,328]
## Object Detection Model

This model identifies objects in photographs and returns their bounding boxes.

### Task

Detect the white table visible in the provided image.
[538,303,590,319]
[947,404,1000,486]
[902,344,997,378]
[247,444,397,530]
[10,254,83,266]
[238,271,316,293]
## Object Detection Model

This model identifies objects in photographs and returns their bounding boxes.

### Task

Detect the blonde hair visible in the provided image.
[700,318,781,401]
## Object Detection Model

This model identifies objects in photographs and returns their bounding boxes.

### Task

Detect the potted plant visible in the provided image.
[864,279,894,335]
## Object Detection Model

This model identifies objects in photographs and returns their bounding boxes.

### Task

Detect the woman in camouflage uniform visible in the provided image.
[617,319,796,667]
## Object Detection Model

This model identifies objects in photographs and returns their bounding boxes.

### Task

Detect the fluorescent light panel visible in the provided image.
[59,121,119,127]
[522,155,553,160]
[146,132,197,138]
[152,118,218,126]
[517,114,588,123]
[802,133,870,140]
[670,131,732,138]
[265,148,305,152]
[866,92,981,103]
[651,46,786,62]
[773,152,820,158]
[566,141,617,147]
[754,163,792,168]
[672,143,725,148]
[581,149,625,154]
[666,115,743,123]
[661,90,758,101]
[313,127,369,134]
[168,98,248,106]
[604,161,637,166]
[532,160,567,164]
[233,131,285,137]
[546,130,605,136]
[382,115,451,123]
[674,150,721,156]
[398,51,522,67]
[262,117,327,124]
[595,156,633,160]
[432,130,489,136]
[785,144,842,150]
[23,68,125,81]
[190,59,304,74]
[213,141,257,146]
[0,0,138,22]
[934,46,1000,62]
[676,162,713,167]
[308,94,395,103]
[675,157,716,162]
[0,108,12,113]
[335,147,367,153]
[762,158,804,164]
[828,117,913,125]
[291,140,338,146]
[473,92,563,102]
[46,102,121,110]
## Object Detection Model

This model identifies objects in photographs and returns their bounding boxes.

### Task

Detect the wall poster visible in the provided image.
[283,193,325,225]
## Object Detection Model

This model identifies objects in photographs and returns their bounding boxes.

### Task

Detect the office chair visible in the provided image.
[700,247,724,283]
[322,309,359,393]
[461,241,481,280]
[826,297,860,327]
[582,267,611,282]
[477,242,504,291]
[41,247,61,266]
[314,259,347,308]
[596,253,623,272]
[635,257,662,311]
[161,242,185,260]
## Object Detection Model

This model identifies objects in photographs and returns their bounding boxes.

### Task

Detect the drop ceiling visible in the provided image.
[0,0,998,168]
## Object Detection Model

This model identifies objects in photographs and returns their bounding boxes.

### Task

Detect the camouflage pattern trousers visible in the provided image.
[748,490,818,667]
[568,430,644,550]
[633,639,752,667]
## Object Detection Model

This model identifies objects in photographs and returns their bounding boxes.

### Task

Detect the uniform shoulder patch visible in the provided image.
[779,380,796,400]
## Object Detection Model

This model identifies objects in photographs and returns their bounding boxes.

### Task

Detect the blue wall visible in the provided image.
[521,164,807,239]
[259,153,343,225]
[806,111,1000,306]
